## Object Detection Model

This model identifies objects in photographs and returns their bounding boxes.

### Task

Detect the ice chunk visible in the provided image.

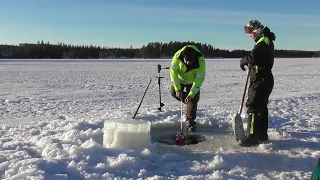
[103,119,151,150]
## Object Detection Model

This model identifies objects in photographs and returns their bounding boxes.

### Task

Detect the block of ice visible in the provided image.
[103,118,151,150]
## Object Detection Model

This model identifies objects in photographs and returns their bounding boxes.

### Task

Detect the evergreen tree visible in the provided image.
[0,40,316,59]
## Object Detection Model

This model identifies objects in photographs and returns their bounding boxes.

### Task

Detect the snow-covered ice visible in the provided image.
[0,58,319,179]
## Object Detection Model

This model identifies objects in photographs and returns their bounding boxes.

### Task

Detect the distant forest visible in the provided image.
[0,40,319,59]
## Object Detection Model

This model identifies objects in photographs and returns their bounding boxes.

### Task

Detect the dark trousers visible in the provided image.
[246,74,274,137]
[170,84,200,122]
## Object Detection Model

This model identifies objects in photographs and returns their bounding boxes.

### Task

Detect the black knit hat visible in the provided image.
[183,47,196,62]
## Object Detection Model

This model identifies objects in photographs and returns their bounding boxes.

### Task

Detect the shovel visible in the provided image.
[233,69,250,142]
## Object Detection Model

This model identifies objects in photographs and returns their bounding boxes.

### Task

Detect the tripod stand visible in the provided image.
[157,64,169,111]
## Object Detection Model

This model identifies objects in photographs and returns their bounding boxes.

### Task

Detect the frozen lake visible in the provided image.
[0,58,319,179]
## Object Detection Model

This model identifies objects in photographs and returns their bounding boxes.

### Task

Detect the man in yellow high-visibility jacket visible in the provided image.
[169,45,206,132]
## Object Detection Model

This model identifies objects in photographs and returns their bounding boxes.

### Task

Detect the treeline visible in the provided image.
[0,40,318,59]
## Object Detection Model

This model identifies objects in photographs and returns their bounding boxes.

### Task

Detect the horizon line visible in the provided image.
[0,40,318,52]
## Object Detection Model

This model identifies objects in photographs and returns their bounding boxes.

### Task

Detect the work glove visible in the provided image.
[240,57,249,71]
[175,91,183,100]
[247,107,254,114]
[184,96,192,104]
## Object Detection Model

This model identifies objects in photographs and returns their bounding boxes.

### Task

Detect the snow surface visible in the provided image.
[0,58,319,180]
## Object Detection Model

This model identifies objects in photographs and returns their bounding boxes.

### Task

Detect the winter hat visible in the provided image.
[183,47,196,62]
[244,20,264,34]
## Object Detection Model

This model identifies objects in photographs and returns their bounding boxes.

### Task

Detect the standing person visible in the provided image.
[239,20,276,146]
[169,45,206,132]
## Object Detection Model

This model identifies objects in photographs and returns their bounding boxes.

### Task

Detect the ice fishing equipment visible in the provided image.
[232,69,250,142]
[132,78,152,119]
[175,98,186,145]
[157,64,169,111]
[154,96,205,146]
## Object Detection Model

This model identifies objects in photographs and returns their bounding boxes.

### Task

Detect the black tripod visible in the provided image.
[132,64,170,119]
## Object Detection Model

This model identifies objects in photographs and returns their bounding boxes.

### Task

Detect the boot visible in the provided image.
[258,134,269,141]
[239,113,259,147]
[185,120,196,132]
[185,99,198,132]
[258,107,269,141]
[240,135,259,147]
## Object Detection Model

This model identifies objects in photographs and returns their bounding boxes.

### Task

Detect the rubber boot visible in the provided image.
[239,113,259,147]
[258,107,269,141]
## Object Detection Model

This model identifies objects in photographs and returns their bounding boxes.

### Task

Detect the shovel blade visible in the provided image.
[233,113,245,142]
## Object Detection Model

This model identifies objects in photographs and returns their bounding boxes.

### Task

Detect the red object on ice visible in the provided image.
[176,135,183,142]
[175,134,185,144]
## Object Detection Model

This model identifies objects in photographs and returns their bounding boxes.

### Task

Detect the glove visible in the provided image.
[247,107,254,114]
[240,64,247,71]
[247,106,263,114]
[246,101,260,114]
[184,96,192,103]
[175,91,183,100]
[240,57,249,71]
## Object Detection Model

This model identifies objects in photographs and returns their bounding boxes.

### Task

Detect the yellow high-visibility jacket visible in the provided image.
[170,45,206,98]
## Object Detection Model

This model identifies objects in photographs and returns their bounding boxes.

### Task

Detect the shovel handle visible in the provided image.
[239,70,250,114]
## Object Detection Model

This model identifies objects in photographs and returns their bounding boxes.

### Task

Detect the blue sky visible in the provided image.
[0,0,319,51]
